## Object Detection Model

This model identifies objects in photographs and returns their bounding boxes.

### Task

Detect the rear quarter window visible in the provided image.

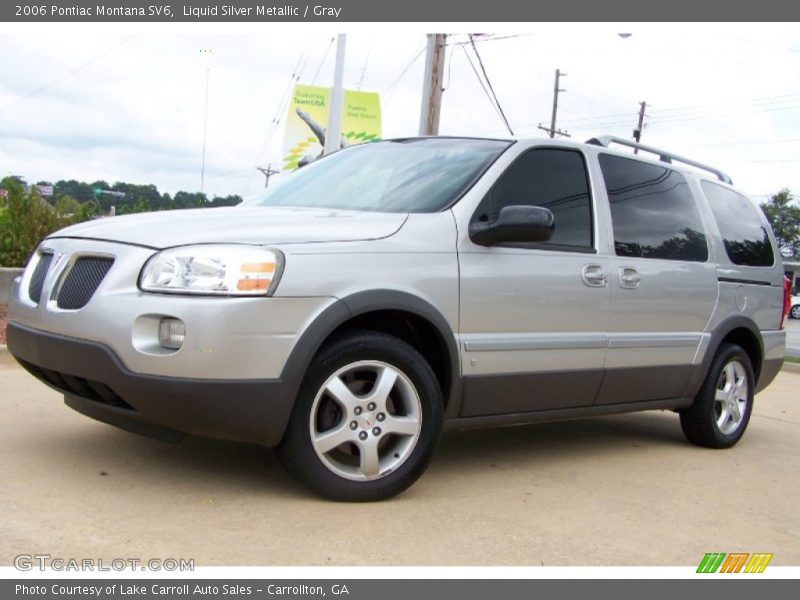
[700,181,775,267]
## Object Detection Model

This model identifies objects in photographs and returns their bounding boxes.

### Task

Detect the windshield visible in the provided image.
[247,137,512,213]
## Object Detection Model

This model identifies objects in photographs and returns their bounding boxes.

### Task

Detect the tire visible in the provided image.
[277,330,443,501]
[679,343,755,449]
[791,305,800,319]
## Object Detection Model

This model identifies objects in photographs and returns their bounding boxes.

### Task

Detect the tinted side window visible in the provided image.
[701,181,774,267]
[599,154,708,262]
[475,148,593,249]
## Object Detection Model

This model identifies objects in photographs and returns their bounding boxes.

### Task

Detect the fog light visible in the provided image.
[158,318,186,350]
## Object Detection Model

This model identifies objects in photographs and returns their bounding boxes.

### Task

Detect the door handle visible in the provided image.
[581,264,607,287]
[619,267,641,289]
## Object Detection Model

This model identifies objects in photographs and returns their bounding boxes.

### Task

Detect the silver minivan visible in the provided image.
[7,135,791,500]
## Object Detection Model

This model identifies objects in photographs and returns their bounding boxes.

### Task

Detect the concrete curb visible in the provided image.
[0,267,23,304]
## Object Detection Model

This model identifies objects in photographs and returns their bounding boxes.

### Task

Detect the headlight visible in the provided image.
[139,245,283,296]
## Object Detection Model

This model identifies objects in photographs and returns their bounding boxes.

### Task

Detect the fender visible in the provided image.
[683,315,764,400]
[272,290,462,438]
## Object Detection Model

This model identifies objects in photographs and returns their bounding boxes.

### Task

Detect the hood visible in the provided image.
[49,206,408,249]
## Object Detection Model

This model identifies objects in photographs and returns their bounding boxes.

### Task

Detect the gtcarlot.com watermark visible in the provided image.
[14,554,194,572]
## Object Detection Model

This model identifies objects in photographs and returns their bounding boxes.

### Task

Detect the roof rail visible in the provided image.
[585,135,733,185]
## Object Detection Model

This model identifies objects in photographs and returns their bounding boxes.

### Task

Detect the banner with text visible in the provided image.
[282,84,380,171]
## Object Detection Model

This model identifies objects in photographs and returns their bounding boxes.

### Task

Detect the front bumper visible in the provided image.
[8,237,336,380]
[8,321,293,446]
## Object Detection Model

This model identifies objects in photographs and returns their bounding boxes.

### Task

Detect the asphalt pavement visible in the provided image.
[1,349,798,566]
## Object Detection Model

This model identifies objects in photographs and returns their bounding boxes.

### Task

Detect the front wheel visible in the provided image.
[791,304,800,319]
[277,330,443,501]
[680,343,755,448]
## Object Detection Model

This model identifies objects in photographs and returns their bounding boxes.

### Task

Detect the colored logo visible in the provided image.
[697,552,773,573]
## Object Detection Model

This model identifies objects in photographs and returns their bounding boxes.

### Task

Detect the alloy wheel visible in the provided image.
[309,360,422,481]
[714,359,749,435]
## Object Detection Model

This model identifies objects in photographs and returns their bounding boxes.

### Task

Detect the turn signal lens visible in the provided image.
[237,261,276,292]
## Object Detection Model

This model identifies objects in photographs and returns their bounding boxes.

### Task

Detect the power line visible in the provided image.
[242,40,316,195]
[680,137,800,147]
[549,91,800,133]
[467,35,514,135]
[650,92,800,115]
[559,110,639,124]
[447,33,535,47]
[311,37,335,85]
[461,46,506,126]
[643,93,800,127]
[295,38,315,82]
[383,43,426,99]
[0,34,137,113]
[444,41,455,92]
[357,35,374,91]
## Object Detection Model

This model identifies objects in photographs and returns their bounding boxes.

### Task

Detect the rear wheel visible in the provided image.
[277,330,443,501]
[791,304,800,319]
[680,343,755,448]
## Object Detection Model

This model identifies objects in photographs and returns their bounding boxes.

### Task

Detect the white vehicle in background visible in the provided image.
[791,295,800,319]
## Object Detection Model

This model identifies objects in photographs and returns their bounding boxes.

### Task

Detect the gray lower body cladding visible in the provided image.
[6,321,292,446]
[459,364,697,417]
[7,321,785,447]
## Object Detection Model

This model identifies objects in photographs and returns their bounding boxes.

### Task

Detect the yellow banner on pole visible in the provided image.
[282,84,381,171]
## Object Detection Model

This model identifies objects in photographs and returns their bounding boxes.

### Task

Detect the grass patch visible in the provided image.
[785,355,800,364]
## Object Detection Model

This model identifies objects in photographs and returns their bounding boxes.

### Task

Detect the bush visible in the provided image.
[0,178,70,267]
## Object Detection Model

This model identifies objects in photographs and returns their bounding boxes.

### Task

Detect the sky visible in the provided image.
[1,23,799,203]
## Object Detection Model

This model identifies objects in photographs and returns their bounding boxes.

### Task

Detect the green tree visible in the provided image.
[54,195,82,220]
[0,178,60,267]
[54,179,95,203]
[760,189,800,251]
[211,194,243,207]
[173,191,209,209]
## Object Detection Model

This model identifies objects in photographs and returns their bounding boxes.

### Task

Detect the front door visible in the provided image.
[458,147,612,417]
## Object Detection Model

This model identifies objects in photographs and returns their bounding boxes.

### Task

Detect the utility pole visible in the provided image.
[633,101,647,153]
[537,69,570,138]
[256,164,280,188]
[324,34,346,156]
[418,33,446,136]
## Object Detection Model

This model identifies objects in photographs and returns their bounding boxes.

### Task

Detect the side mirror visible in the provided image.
[469,205,555,246]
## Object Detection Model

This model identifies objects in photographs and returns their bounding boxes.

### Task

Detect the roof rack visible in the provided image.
[585,135,732,185]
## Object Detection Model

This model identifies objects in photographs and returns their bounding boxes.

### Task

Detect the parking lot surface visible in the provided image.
[1,349,798,566]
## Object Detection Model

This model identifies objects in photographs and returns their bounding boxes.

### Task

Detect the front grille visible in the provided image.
[56,257,114,310]
[28,252,53,304]
[18,359,133,410]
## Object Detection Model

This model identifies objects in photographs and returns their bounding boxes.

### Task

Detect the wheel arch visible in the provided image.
[273,290,461,440]
[685,316,764,399]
